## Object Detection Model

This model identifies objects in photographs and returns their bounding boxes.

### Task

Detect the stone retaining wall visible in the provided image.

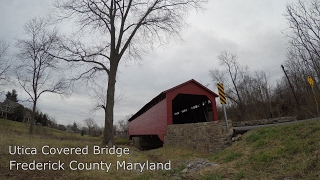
[164,120,233,154]
[232,116,297,127]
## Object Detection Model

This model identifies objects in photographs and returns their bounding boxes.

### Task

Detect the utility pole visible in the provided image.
[281,65,301,110]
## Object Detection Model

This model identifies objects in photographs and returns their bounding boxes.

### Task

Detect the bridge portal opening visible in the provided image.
[172,94,213,124]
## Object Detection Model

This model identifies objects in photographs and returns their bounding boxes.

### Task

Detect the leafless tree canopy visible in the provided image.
[0,39,11,86]
[55,1,203,53]
[53,0,206,77]
[210,51,249,116]
[117,114,131,132]
[15,17,68,134]
[285,0,320,78]
[281,0,320,117]
[84,118,96,135]
[53,0,207,145]
[208,1,320,121]
[210,51,275,121]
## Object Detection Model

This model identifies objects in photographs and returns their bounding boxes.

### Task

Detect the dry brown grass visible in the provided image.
[2,118,320,179]
[0,119,204,180]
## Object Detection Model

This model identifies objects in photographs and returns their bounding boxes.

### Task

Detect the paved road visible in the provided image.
[233,117,320,134]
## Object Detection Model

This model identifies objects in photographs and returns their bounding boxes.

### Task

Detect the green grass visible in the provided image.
[200,174,222,180]
[207,120,320,179]
[223,151,242,162]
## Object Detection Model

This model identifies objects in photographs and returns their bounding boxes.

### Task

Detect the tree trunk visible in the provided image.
[29,100,37,134]
[102,61,118,146]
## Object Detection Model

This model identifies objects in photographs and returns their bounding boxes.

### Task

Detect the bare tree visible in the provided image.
[284,0,320,80]
[283,0,320,118]
[15,17,68,134]
[84,118,96,135]
[52,0,207,145]
[210,51,248,118]
[117,114,131,133]
[0,39,11,86]
[239,71,273,119]
[209,50,275,121]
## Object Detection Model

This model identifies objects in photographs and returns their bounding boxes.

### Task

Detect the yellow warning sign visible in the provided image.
[308,76,314,87]
[217,83,226,104]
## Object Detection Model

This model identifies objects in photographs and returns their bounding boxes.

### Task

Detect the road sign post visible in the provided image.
[308,76,319,116]
[217,83,228,129]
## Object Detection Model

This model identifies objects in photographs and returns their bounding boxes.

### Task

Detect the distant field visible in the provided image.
[1,118,320,179]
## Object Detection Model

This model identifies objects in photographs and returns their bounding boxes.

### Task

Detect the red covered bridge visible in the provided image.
[128,79,219,147]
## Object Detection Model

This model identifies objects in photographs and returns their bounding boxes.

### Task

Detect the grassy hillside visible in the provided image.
[203,119,320,180]
[1,118,320,179]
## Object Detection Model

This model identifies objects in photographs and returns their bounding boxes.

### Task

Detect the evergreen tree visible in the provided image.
[5,89,18,102]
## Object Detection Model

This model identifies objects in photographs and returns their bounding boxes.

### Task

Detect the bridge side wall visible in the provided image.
[129,99,167,141]
[164,120,233,154]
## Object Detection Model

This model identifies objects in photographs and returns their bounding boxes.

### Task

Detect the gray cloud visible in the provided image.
[0,0,297,125]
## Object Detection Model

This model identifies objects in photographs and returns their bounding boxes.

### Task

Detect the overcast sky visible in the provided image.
[0,0,298,126]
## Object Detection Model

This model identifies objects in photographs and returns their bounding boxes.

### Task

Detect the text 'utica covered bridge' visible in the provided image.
[128,79,219,146]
